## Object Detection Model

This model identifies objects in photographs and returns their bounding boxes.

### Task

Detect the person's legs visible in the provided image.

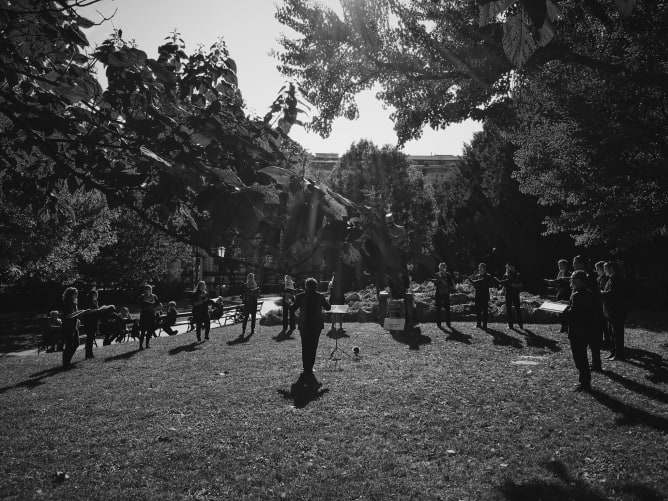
[249,309,257,334]
[505,300,514,328]
[570,336,591,388]
[62,329,78,368]
[481,302,489,329]
[435,294,443,326]
[444,294,451,327]
[84,325,96,359]
[611,312,625,359]
[139,328,146,349]
[241,310,249,335]
[203,317,210,340]
[513,297,523,328]
[301,330,321,375]
[282,304,289,331]
[195,317,202,342]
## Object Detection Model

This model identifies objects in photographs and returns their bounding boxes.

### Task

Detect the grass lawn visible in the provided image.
[0,319,666,500]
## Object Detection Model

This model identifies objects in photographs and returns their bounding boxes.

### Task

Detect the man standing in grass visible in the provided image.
[565,270,598,392]
[433,262,454,329]
[291,277,331,386]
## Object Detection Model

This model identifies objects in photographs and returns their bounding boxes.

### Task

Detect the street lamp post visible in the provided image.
[216,246,226,295]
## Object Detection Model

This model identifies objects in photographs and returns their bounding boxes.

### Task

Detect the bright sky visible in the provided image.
[81,0,480,156]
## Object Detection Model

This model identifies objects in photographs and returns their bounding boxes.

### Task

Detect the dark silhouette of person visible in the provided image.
[564,270,598,391]
[192,281,211,342]
[81,289,100,359]
[602,261,628,361]
[572,255,602,370]
[433,262,454,328]
[290,277,331,384]
[500,263,524,330]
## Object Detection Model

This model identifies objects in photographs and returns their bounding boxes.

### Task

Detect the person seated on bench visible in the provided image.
[44,310,63,352]
[161,301,179,335]
[239,273,260,338]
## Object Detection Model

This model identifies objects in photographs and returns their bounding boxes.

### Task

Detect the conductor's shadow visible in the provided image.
[521,328,561,352]
[390,325,431,350]
[443,326,472,345]
[486,327,523,349]
[588,387,668,431]
[623,347,668,384]
[278,382,329,409]
[168,342,200,355]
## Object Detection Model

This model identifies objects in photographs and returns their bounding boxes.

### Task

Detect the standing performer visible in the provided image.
[138,284,161,350]
[573,255,602,371]
[240,273,260,338]
[602,261,628,361]
[595,260,612,349]
[468,263,499,330]
[192,281,211,342]
[433,262,454,328]
[81,288,100,359]
[564,270,598,391]
[282,275,297,333]
[500,263,524,330]
[61,287,80,369]
[290,277,331,385]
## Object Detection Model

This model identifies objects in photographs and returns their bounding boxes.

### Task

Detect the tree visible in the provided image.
[275,0,668,250]
[330,140,437,259]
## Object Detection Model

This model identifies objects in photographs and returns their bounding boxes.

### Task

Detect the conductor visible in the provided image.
[290,277,331,384]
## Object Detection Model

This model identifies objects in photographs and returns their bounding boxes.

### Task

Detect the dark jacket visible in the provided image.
[500,270,522,299]
[291,290,331,333]
[192,290,210,319]
[472,273,498,302]
[434,271,454,296]
[241,284,260,310]
[601,275,627,314]
[566,287,597,339]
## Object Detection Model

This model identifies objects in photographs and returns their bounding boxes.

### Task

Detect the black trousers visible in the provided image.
[62,327,79,368]
[300,329,321,374]
[282,305,295,331]
[609,311,626,358]
[139,326,155,348]
[505,295,523,328]
[569,335,591,385]
[474,300,488,328]
[83,324,97,358]
[194,315,210,340]
[434,293,451,326]
[242,307,256,334]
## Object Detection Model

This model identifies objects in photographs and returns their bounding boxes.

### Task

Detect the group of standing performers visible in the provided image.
[556,256,629,391]
[432,261,524,331]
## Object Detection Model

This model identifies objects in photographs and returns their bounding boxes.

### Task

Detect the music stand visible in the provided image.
[328,304,350,360]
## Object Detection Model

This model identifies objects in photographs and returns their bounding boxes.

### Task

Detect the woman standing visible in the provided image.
[240,273,260,338]
[139,284,160,350]
[61,287,80,369]
[282,275,297,333]
[192,281,211,342]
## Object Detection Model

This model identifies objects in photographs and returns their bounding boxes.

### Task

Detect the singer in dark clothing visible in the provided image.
[290,277,331,380]
[500,263,524,330]
[565,270,598,391]
[602,261,628,361]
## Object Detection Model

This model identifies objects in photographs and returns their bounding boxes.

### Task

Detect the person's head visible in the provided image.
[478,263,487,274]
[304,277,318,292]
[438,262,447,272]
[120,307,130,317]
[604,261,616,276]
[62,287,78,304]
[196,280,206,293]
[506,262,515,271]
[168,301,177,310]
[573,255,588,271]
[558,259,568,271]
[49,310,59,320]
[246,273,255,284]
[595,261,606,276]
[570,270,588,289]
[143,284,153,294]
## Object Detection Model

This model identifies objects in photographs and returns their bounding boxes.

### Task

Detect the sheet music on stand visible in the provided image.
[538,301,568,313]
[329,304,350,361]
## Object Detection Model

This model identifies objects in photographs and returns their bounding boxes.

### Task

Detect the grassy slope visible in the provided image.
[0,321,666,501]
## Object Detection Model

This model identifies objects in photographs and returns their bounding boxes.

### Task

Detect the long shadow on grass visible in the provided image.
[498,459,608,501]
[443,326,472,345]
[168,342,200,355]
[588,388,668,431]
[601,369,668,404]
[274,329,296,342]
[104,349,140,362]
[0,365,69,394]
[622,347,668,384]
[278,383,330,409]
[390,325,431,350]
[499,459,665,501]
[486,328,523,348]
[521,328,561,352]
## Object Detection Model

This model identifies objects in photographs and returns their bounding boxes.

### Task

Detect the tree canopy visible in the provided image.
[275,0,668,250]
